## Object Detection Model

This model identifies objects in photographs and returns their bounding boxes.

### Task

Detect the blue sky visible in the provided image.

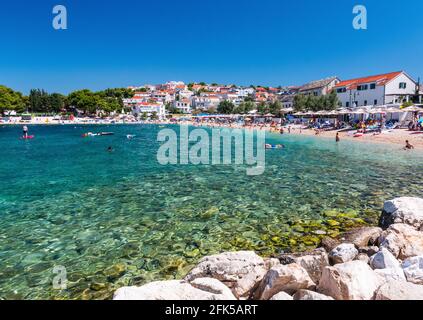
[0,0,422,93]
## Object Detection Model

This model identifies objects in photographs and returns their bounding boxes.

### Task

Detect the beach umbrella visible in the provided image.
[385,107,402,113]
[402,106,423,112]
[315,110,329,115]
[327,110,339,116]
[337,108,352,114]
[280,107,294,113]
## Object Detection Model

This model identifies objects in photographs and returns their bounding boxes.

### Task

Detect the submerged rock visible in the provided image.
[184,251,267,299]
[342,227,382,248]
[113,278,236,300]
[379,197,423,230]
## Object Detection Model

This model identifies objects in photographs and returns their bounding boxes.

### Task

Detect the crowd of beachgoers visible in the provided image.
[2,114,423,150]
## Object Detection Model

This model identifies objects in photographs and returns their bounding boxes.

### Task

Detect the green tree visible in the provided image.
[217,100,235,114]
[269,100,282,115]
[151,111,159,120]
[325,90,339,110]
[49,93,67,113]
[257,102,269,115]
[293,94,307,111]
[0,85,26,115]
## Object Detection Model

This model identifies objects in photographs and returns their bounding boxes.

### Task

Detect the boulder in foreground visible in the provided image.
[329,243,358,264]
[380,197,423,230]
[293,289,334,300]
[113,278,236,300]
[379,223,423,259]
[184,251,267,299]
[374,279,423,300]
[256,263,316,300]
[318,260,382,300]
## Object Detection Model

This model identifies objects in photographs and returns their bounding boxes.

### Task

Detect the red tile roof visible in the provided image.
[334,71,403,90]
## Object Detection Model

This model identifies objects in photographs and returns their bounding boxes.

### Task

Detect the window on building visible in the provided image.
[374,99,378,105]
[337,87,346,93]
[370,83,376,90]
[364,100,367,106]
[357,84,368,91]
[399,82,407,89]
[346,102,350,108]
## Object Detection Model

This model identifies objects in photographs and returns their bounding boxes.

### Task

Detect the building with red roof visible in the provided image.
[334,71,417,108]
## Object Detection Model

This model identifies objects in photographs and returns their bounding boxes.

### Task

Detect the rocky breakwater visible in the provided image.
[113,197,423,300]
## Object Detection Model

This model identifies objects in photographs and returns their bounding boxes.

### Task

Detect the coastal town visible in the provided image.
[1,70,423,148]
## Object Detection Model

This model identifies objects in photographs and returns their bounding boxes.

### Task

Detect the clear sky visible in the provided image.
[0,0,422,94]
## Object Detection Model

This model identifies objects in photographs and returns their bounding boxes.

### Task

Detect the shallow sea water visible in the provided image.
[0,124,422,299]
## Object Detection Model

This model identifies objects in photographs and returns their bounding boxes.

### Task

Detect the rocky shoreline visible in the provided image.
[113,197,423,300]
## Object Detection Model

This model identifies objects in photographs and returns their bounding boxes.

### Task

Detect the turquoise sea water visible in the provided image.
[0,124,422,299]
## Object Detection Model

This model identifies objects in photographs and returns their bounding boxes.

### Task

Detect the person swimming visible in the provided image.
[107,146,113,152]
[23,125,28,138]
[336,132,340,142]
[265,144,284,149]
[404,140,414,150]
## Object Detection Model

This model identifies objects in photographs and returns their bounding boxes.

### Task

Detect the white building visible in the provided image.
[173,98,191,114]
[132,102,166,119]
[299,76,340,96]
[191,94,222,110]
[334,71,417,108]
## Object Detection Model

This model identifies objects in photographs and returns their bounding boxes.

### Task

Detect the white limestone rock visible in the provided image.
[378,223,423,259]
[184,251,267,299]
[293,289,334,300]
[293,248,329,284]
[269,291,293,300]
[318,260,383,300]
[380,197,423,230]
[256,263,316,300]
[329,243,358,265]
[369,248,401,270]
[374,279,423,300]
[402,255,423,285]
[113,278,236,300]
[374,268,406,282]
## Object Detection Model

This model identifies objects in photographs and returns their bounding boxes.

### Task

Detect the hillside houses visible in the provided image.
[123,71,420,118]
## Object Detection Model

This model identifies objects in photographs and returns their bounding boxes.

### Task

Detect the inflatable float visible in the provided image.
[21,135,34,140]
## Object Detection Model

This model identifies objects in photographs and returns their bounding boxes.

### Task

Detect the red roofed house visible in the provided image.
[334,71,417,108]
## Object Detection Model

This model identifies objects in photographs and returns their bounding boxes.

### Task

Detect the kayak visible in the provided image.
[21,135,34,139]
[98,132,114,136]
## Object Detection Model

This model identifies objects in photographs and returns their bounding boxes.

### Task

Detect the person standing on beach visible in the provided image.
[336,132,340,142]
[23,125,28,138]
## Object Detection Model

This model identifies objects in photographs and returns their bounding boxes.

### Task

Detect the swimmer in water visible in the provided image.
[23,125,28,138]
[107,146,113,152]
[336,132,340,142]
[404,140,414,150]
